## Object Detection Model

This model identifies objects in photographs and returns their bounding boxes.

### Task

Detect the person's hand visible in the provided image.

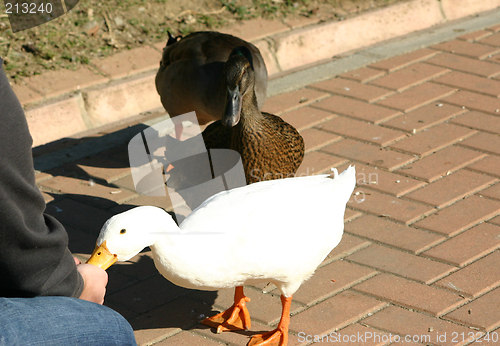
[76,263,108,305]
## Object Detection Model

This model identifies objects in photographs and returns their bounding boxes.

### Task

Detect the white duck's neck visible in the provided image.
[147,216,216,290]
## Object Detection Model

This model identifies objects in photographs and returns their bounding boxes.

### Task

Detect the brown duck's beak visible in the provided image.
[86,241,117,270]
[223,85,241,127]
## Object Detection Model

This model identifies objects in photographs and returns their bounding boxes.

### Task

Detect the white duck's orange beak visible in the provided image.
[86,241,117,270]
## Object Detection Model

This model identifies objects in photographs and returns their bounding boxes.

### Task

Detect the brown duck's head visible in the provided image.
[222,46,256,128]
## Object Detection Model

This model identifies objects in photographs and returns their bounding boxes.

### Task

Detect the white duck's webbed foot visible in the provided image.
[247,294,291,346]
[202,286,251,333]
[248,327,287,346]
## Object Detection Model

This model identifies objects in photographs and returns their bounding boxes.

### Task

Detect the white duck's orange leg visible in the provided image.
[248,295,291,346]
[202,286,251,333]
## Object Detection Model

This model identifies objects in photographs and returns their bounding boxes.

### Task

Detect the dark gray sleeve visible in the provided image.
[0,59,83,298]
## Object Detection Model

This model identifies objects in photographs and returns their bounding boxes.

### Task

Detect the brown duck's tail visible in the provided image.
[167,31,182,46]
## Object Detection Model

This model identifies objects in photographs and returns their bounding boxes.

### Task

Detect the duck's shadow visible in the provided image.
[34,120,255,336]
[107,255,268,339]
[42,194,220,333]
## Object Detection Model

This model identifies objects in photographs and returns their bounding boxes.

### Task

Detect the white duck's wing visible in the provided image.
[175,167,356,289]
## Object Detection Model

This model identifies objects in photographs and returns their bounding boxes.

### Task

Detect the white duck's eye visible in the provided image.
[120,229,127,234]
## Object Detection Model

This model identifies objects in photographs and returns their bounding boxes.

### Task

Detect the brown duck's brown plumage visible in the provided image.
[203,112,304,184]
[155,31,268,125]
[202,49,304,184]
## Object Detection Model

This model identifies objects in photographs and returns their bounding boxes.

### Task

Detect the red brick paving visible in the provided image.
[362,306,472,346]
[396,145,486,182]
[434,250,500,298]
[381,102,466,133]
[375,82,456,112]
[346,244,455,284]
[444,288,500,331]
[345,214,444,254]
[33,24,500,346]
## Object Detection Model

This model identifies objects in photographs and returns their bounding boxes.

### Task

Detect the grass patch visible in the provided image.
[0,0,404,81]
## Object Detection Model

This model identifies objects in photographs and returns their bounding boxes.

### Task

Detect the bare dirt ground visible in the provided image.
[0,0,404,81]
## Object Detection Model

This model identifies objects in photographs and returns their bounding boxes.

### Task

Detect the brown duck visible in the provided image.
[202,46,304,184]
[155,31,268,139]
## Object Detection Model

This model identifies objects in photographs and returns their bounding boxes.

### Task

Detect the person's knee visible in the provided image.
[96,303,136,344]
[65,297,137,345]
[0,297,136,345]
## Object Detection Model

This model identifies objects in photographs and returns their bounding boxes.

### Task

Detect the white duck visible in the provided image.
[87,166,356,346]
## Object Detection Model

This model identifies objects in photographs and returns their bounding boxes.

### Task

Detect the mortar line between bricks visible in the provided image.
[415,213,500,241]
[344,208,364,223]
[347,205,436,226]
[190,329,239,346]
[428,46,500,62]
[480,41,498,49]
[288,299,390,340]
[337,315,399,342]
[340,71,390,85]
[350,183,443,211]
[441,307,500,332]
[341,257,457,286]
[401,180,500,211]
[144,329,184,346]
[320,240,372,266]
[457,143,500,157]
[430,275,500,301]
[347,285,461,319]
[368,87,459,114]
[432,80,500,99]
[275,93,332,116]
[338,302,391,336]
[342,230,444,256]
[304,138,344,154]
[397,155,489,185]
[375,107,469,135]
[384,133,479,161]
[442,101,500,116]
[451,122,500,138]
[344,160,433,186]
[412,224,492,253]
[349,286,469,318]
[288,271,380,316]
[363,52,442,74]
[422,247,500,273]
[308,104,403,125]
[313,126,406,148]
[356,322,418,342]
[479,191,500,202]
[359,312,486,344]
[305,85,397,104]
[315,146,420,171]
[425,59,500,79]
[370,66,453,93]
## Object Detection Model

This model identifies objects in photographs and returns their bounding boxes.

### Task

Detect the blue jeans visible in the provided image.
[0,296,136,345]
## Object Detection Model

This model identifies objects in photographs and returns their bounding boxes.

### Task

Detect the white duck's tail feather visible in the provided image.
[328,165,356,205]
[329,167,339,179]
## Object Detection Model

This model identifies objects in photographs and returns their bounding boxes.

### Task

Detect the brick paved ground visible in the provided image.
[34,23,500,346]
